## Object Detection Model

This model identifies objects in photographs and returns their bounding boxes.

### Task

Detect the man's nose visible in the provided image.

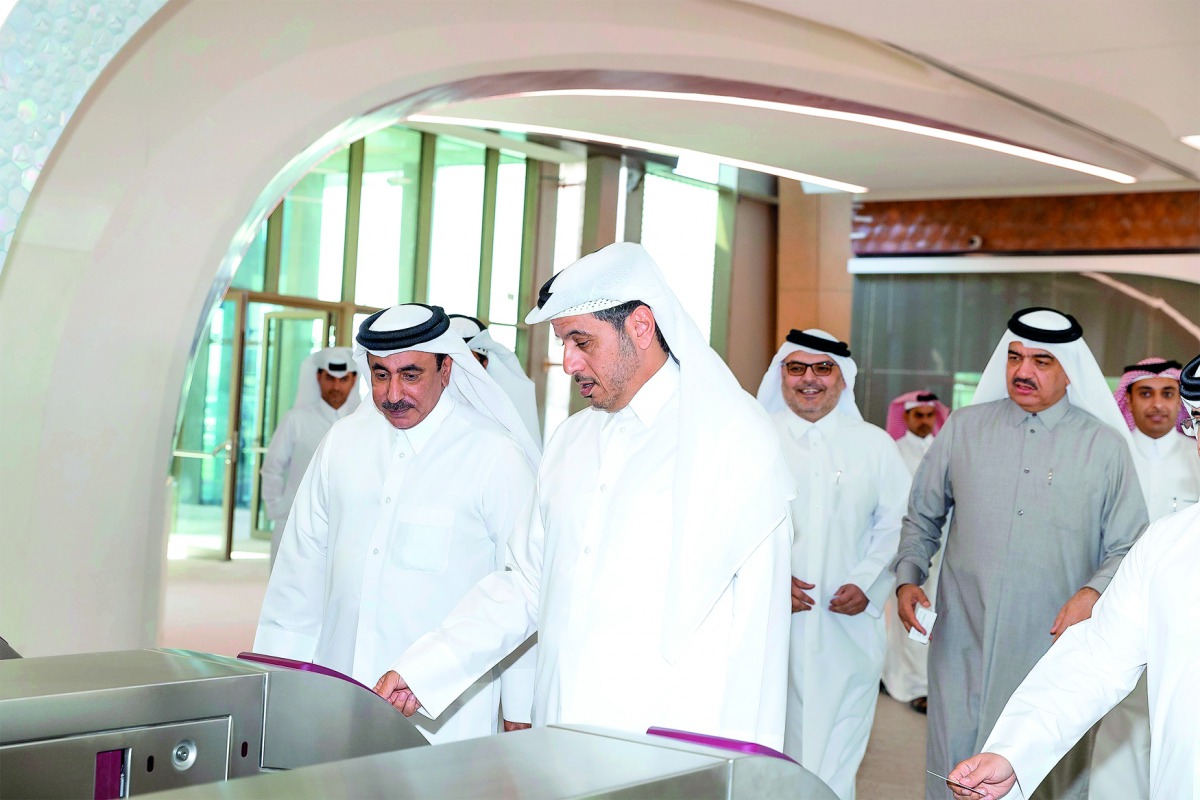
[562,345,583,375]
[385,376,405,403]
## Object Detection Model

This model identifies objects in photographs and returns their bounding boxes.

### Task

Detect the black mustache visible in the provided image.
[381,400,415,412]
[1011,377,1038,390]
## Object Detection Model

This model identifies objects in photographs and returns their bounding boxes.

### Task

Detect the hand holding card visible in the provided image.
[908,605,937,644]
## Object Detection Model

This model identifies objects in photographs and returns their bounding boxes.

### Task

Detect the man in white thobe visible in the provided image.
[448,313,541,442]
[948,352,1200,800]
[888,391,950,476]
[375,242,795,750]
[1089,357,1200,800]
[254,303,540,744]
[880,390,950,712]
[1114,357,1200,519]
[756,329,910,799]
[259,347,359,567]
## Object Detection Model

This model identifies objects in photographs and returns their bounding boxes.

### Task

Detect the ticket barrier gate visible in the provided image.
[142,724,839,799]
[0,649,427,798]
[1,649,838,799]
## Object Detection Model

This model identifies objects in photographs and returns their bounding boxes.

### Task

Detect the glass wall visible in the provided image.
[487,152,529,349]
[171,124,537,559]
[278,149,349,302]
[172,127,743,557]
[639,170,720,341]
[541,160,587,441]
[427,136,487,316]
[356,127,422,307]
[851,271,1200,427]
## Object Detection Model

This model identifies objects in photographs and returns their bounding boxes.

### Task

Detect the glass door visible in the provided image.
[168,295,334,560]
[168,298,242,559]
[241,309,332,556]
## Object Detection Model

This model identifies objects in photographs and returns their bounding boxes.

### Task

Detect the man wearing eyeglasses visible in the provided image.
[947,353,1200,800]
[756,328,910,800]
[893,308,1148,800]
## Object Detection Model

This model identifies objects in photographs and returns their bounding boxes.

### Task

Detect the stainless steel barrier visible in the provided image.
[0,649,427,798]
[1,649,838,799]
[141,725,839,799]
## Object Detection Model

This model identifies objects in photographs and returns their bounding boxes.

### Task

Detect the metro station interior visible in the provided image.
[1,1,1197,798]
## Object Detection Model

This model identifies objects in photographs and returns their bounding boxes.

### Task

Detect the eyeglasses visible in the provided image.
[782,360,836,377]
[1183,411,1200,438]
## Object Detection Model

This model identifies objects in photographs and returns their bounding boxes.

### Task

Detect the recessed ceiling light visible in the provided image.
[473,89,1137,185]
[406,114,869,193]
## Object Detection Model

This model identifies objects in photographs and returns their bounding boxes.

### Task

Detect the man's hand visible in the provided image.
[948,752,1017,799]
[503,720,532,732]
[828,584,868,616]
[1050,587,1100,641]
[792,577,816,612]
[896,583,931,634]
[373,670,422,716]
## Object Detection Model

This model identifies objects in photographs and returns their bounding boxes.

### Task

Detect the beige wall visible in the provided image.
[776,182,853,343]
[725,197,778,392]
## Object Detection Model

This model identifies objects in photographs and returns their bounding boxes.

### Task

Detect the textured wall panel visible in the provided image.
[0,0,168,263]
[853,192,1200,255]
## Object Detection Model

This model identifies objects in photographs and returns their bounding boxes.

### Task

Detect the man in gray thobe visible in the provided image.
[891,307,1148,800]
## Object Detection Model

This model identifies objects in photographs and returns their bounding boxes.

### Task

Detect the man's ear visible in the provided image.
[626,304,659,352]
[440,356,453,386]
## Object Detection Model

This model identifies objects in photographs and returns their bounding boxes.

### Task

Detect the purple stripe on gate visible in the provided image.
[94,749,124,800]
[646,726,798,764]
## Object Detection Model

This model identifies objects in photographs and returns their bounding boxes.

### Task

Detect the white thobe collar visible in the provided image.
[903,429,934,452]
[608,357,680,430]
[319,397,354,422]
[1131,426,1175,461]
[392,393,455,454]
[784,404,847,440]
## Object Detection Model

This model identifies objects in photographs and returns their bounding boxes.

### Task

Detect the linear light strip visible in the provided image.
[1181,135,1200,152]
[405,114,868,193]
[497,89,1137,185]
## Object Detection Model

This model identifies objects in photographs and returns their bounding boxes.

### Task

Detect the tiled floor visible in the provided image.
[160,557,929,798]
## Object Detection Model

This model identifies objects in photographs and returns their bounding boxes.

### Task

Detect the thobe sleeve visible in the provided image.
[718,513,792,751]
[892,414,955,588]
[1083,440,1149,594]
[846,439,912,616]
[981,529,1150,799]
[253,432,332,660]
[479,443,538,726]
[259,414,296,522]
[390,481,544,721]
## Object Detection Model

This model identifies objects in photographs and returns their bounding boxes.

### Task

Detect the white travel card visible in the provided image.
[908,605,937,645]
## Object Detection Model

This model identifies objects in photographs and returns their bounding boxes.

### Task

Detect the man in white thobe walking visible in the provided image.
[259,347,359,567]
[448,313,541,443]
[254,303,540,744]
[756,329,911,799]
[375,242,795,750]
[881,390,950,712]
[1089,357,1200,800]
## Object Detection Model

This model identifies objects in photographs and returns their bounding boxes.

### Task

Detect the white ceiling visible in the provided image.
[410,0,1200,199]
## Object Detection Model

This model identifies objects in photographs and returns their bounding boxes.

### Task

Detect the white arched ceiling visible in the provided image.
[1,0,1196,656]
